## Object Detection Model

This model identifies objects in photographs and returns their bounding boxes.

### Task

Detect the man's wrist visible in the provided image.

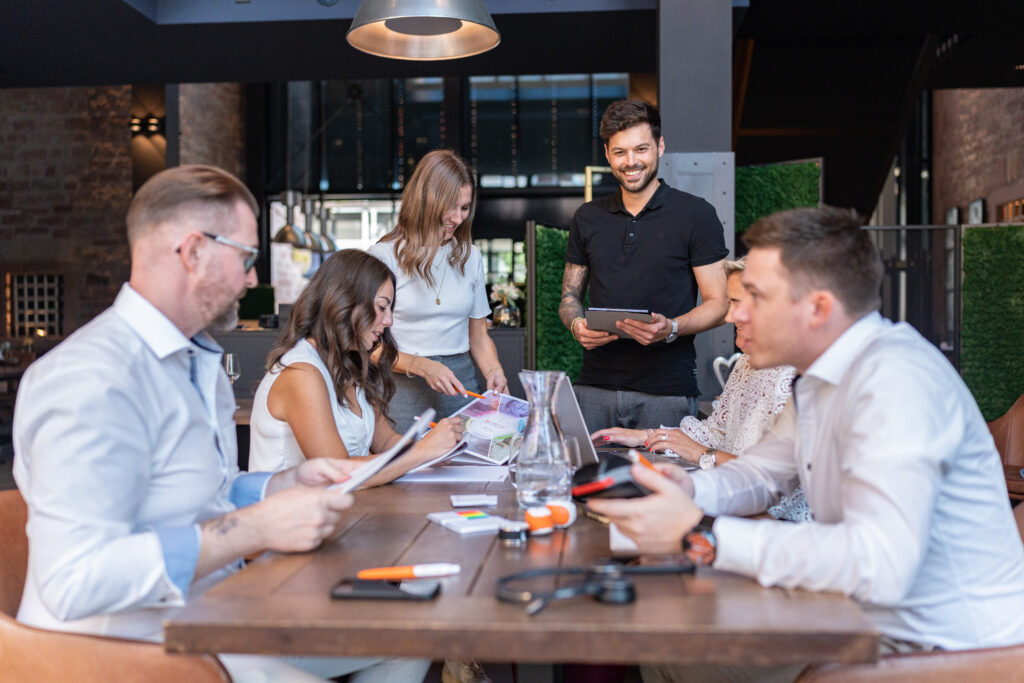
[682,514,716,566]
[665,317,679,344]
[570,316,585,340]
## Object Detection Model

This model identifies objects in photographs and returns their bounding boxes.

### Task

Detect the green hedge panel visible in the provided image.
[735,161,821,234]
[533,224,584,377]
[961,224,1024,421]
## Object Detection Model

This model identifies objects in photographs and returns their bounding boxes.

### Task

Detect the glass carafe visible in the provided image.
[514,370,571,508]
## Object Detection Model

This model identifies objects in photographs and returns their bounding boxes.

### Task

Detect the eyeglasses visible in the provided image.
[177,231,260,271]
[202,232,260,271]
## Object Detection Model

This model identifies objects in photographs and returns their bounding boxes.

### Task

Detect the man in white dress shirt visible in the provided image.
[13,165,428,682]
[591,206,1024,677]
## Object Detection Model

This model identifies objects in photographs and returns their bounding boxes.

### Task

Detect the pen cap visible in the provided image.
[524,506,553,535]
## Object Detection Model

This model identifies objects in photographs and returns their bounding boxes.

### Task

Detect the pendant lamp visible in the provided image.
[347,0,500,61]
[272,190,310,248]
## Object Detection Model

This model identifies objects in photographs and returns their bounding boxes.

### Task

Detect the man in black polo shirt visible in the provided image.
[560,100,728,430]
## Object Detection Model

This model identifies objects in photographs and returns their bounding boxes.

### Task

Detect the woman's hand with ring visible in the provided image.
[645,429,705,464]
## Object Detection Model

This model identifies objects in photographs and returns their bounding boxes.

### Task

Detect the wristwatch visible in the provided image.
[665,318,679,344]
[698,447,717,470]
[682,514,717,566]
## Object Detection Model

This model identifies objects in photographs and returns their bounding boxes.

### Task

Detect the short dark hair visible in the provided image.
[743,206,883,316]
[599,100,661,143]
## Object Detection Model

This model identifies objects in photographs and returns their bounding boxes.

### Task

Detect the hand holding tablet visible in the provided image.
[585,308,654,341]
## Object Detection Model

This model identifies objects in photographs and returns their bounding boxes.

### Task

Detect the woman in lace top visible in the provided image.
[590,258,809,521]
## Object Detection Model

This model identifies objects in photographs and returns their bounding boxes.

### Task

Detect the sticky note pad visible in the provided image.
[427,510,505,535]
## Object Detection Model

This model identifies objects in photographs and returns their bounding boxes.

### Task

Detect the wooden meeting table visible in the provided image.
[164,478,879,667]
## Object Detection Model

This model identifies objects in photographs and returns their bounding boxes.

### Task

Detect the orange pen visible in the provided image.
[465,390,487,399]
[628,448,658,472]
[356,563,461,580]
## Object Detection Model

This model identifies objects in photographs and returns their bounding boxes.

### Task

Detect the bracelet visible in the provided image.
[570,316,585,340]
[406,356,418,379]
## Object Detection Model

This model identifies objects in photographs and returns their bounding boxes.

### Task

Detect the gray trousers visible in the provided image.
[388,351,480,433]
[574,384,699,432]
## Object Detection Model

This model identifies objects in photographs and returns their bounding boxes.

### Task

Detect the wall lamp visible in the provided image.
[346,0,500,61]
[130,115,165,137]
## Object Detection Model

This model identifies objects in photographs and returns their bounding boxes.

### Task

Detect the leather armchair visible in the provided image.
[0,489,230,682]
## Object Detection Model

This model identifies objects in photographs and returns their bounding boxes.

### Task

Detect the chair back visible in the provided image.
[0,489,28,617]
[0,488,231,682]
[988,393,1024,467]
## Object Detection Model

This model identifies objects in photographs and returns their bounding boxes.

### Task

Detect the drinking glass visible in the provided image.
[223,353,241,385]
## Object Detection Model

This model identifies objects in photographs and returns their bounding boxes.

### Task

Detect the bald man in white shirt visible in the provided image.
[13,165,429,683]
[591,206,1024,681]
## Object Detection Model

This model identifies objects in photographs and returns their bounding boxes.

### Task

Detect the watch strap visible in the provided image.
[682,514,717,566]
[665,317,679,343]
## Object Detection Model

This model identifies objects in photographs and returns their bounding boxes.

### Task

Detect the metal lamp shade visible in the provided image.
[347,0,500,61]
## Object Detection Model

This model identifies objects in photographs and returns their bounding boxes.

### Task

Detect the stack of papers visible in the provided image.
[397,465,508,484]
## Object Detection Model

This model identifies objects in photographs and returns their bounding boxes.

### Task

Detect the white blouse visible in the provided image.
[680,355,794,454]
[249,339,375,472]
[679,355,810,521]
[367,240,491,357]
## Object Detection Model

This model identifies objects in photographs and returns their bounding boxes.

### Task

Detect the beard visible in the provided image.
[613,158,659,194]
[197,271,245,333]
[206,302,240,333]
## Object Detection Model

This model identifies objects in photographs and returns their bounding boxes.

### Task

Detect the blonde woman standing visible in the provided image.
[368,150,508,433]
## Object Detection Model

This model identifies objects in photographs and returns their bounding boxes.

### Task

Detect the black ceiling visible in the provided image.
[2,0,1022,217]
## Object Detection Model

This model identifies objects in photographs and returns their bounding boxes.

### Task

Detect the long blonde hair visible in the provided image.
[378,149,475,286]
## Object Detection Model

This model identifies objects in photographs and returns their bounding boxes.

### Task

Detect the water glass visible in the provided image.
[223,353,241,385]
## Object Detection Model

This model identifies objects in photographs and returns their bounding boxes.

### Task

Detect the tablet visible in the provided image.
[328,408,435,493]
[585,307,653,340]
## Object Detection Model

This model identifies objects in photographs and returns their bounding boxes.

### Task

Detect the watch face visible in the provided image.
[698,452,716,470]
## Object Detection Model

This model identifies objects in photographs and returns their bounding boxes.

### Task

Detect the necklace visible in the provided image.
[429,253,449,306]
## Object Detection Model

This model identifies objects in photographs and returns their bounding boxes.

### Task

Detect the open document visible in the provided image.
[414,391,529,469]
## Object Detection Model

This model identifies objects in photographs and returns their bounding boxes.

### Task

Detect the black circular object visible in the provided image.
[495,561,692,615]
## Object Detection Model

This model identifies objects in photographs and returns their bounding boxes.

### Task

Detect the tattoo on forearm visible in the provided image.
[203,515,239,536]
[559,264,588,329]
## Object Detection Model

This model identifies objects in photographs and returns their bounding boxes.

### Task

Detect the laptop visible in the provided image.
[552,376,605,467]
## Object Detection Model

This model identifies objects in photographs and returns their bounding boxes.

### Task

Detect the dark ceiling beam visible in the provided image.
[0,4,656,88]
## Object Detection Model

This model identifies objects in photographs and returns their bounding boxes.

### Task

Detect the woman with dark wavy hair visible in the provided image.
[368,149,508,433]
[249,249,462,484]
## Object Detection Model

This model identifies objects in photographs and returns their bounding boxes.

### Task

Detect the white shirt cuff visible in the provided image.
[710,515,763,577]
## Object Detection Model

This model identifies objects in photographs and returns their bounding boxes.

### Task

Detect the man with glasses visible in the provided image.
[13,165,430,682]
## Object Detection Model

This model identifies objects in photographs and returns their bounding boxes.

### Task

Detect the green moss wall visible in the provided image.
[735,161,821,234]
[961,224,1024,421]
[533,224,584,377]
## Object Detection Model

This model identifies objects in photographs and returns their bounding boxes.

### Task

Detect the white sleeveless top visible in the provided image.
[249,339,375,472]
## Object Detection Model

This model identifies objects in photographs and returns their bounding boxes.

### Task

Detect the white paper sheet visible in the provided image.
[396,465,509,484]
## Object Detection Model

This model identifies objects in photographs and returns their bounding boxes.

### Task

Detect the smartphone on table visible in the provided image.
[330,578,441,601]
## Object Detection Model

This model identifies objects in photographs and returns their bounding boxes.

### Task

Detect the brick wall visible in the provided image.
[932,88,1024,222]
[0,86,133,338]
[179,83,246,180]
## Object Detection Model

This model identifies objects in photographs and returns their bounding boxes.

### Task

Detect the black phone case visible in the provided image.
[330,578,441,601]
[571,455,652,501]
